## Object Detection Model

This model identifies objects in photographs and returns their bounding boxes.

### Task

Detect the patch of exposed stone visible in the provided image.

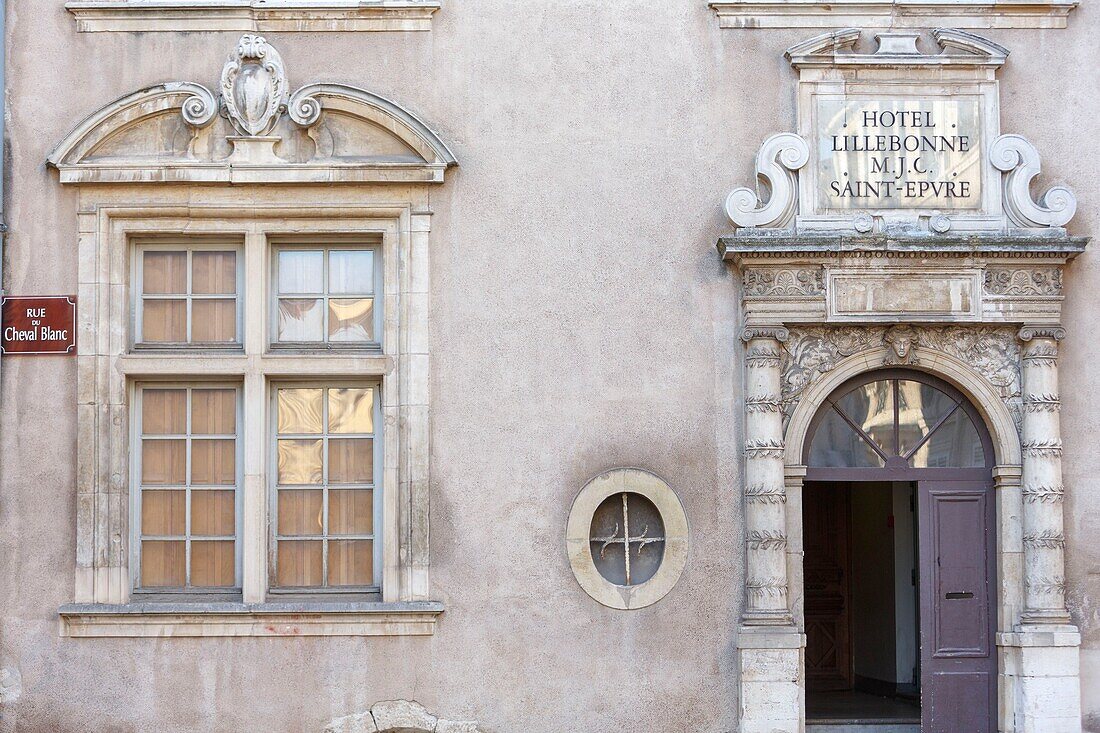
[324,699,484,733]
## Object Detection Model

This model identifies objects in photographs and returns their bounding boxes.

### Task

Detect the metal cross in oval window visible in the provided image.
[589,492,667,586]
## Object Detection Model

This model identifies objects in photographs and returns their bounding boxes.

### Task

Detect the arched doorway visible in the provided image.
[802,369,996,733]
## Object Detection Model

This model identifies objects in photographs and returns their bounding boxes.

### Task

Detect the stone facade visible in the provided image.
[0,3,1098,733]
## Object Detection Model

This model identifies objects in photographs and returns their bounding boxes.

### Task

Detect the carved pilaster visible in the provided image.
[1018,326,1071,625]
[742,325,792,625]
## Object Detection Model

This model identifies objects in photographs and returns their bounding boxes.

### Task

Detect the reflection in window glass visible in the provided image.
[835,380,896,456]
[274,386,377,588]
[910,408,985,468]
[897,380,958,457]
[808,408,884,467]
[275,247,377,345]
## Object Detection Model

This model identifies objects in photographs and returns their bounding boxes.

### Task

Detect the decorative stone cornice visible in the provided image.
[708,0,1077,30]
[984,267,1063,296]
[720,234,1089,263]
[66,1,441,33]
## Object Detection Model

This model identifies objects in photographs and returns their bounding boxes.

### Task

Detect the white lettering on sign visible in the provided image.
[817,98,983,211]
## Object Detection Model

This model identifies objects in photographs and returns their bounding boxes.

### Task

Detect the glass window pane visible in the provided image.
[328,298,374,342]
[910,409,986,468]
[835,380,896,456]
[142,299,186,342]
[278,251,323,294]
[329,489,373,535]
[142,389,186,434]
[192,299,237,342]
[277,388,323,434]
[142,439,186,485]
[328,438,373,484]
[277,298,324,342]
[328,388,374,434]
[328,540,373,586]
[190,540,235,587]
[141,540,185,587]
[191,439,235,485]
[191,489,235,536]
[808,409,884,468]
[143,251,186,294]
[329,250,373,294]
[191,389,236,435]
[192,251,236,295]
[141,490,186,536]
[897,381,960,458]
[277,540,323,586]
[277,439,323,485]
[278,489,324,535]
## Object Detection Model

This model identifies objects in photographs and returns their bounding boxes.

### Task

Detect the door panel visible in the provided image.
[804,482,852,691]
[919,481,995,733]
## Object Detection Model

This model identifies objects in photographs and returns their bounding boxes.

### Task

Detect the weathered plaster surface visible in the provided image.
[0,2,1097,732]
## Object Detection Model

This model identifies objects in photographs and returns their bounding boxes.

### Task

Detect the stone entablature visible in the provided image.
[707,0,1077,30]
[66,0,441,33]
[726,29,1077,237]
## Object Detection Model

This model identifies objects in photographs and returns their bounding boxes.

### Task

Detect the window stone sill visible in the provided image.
[65,1,441,33]
[59,600,444,637]
[708,0,1077,29]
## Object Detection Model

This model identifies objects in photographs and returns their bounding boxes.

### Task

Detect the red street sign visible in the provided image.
[2,296,77,355]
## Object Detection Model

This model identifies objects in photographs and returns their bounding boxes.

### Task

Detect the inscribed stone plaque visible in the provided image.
[828,272,979,320]
[817,98,982,211]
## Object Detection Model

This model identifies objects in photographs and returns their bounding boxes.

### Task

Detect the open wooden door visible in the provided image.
[804,482,852,692]
[918,480,996,733]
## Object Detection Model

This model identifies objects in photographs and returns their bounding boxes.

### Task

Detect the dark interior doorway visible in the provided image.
[801,370,997,733]
[805,481,920,727]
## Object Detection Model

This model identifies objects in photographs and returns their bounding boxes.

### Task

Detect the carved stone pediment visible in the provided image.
[47,35,456,185]
[723,29,1076,237]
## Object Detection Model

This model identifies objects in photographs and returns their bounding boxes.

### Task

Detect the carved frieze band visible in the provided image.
[1022,440,1063,457]
[1022,484,1065,503]
[745,578,788,600]
[745,440,786,459]
[1023,531,1067,549]
[747,531,788,550]
[1026,576,1067,595]
[746,395,783,413]
[984,267,1063,296]
[744,484,787,504]
[780,325,1022,421]
[743,267,825,297]
[1023,393,1061,412]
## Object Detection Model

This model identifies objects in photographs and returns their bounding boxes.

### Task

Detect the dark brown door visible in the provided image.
[804,482,852,691]
[919,480,996,733]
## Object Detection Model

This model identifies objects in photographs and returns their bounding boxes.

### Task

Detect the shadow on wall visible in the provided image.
[325,700,486,733]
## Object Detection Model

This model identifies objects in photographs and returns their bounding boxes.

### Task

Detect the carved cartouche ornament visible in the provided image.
[220,34,289,137]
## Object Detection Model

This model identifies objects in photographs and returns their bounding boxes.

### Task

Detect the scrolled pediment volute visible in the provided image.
[47,35,456,185]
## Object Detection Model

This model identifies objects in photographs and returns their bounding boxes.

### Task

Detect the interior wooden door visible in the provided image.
[804,482,852,692]
[918,480,996,733]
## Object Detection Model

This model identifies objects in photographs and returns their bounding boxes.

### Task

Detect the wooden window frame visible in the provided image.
[269,240,383,352]
[130,381,244,595]
[269,381,384,594]
[131,238,244,351]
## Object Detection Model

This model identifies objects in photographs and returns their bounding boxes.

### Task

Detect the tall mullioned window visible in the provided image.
[136,385,240,589]
[274,385,380,589]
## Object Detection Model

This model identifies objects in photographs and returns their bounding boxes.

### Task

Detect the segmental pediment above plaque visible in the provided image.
[724,29,1076,237]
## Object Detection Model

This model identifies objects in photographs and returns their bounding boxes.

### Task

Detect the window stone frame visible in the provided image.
[60,200,438,637]
[566,468,689,611]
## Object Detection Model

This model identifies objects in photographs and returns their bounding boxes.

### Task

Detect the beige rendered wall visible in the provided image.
[0,2,1097,732]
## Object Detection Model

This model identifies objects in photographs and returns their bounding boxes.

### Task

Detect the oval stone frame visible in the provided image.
[566,468,689,610]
